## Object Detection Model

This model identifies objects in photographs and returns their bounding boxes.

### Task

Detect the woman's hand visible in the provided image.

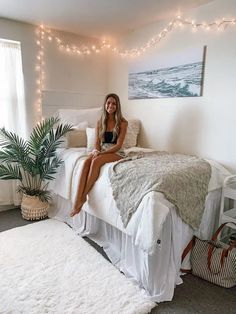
[91,149,101,158]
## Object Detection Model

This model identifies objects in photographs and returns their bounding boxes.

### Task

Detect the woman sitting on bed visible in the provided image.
[70,93,128,217]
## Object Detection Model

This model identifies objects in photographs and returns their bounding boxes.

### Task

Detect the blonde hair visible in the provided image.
[99,93,123,142]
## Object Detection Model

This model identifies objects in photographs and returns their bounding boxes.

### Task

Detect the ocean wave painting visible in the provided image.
[128,57,205,99]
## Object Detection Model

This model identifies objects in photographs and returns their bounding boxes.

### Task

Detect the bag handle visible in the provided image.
[181,223,236,273]
[207,238,236,273]
[220,239,236,262]
[180,237,195,273]
[212,222,236,241]
[208,222,236,272]
[181,222,236,264]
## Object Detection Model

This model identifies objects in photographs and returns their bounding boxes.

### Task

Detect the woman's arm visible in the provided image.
[100,120,128,155]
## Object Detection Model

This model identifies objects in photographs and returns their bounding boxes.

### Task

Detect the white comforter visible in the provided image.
[50,147,230,253]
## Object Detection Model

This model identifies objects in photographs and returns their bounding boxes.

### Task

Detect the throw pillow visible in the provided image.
[86,127,96,151]
[122,119,141,149]
[66,129,87,148]
[62,121,88,148]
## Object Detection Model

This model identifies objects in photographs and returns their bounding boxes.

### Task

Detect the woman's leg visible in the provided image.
[78,153,121,213]
[70,155,93,217]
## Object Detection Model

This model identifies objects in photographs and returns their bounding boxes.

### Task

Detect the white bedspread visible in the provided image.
[50,147,230,254]
[51,148,88,200]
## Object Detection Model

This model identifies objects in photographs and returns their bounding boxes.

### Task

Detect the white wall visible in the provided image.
[42,29,108,118]
[107,0,236,173]
[0,18,108,133]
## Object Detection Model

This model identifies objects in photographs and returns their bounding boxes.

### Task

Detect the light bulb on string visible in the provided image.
[37,15,236,58]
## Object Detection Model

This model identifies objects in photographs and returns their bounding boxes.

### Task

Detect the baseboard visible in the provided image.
[0,205,19,212]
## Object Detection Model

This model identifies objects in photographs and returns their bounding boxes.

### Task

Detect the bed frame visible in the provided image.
[49,188,221,302]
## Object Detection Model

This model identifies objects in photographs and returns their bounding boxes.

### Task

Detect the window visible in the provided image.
[0,38,27,138]
[0,39,27,205]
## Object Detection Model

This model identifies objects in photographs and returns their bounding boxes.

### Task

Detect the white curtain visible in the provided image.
[0,39,27,206]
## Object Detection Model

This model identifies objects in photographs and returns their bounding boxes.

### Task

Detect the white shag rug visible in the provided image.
[0,219,156,314]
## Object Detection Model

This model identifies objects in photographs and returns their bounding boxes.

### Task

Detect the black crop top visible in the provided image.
[103,131,117,144]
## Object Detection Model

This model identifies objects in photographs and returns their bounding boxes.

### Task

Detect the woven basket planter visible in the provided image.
[21,194,49,220]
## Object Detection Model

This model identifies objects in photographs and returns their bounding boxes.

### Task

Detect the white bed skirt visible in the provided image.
[49,189,221,302]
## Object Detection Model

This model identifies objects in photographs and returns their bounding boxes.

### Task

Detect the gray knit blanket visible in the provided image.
[109,151,211,230]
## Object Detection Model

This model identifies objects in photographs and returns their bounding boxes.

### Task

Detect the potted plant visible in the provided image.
[0,116,73,220]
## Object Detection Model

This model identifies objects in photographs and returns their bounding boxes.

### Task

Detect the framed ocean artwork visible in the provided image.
[128,46,206,99]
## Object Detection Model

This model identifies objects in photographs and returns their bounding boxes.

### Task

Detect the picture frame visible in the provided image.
[128,46,207,99]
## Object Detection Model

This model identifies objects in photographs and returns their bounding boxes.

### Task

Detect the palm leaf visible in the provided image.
[54,123,73,138]
[40,156,63,180]
[0,164,22,181]
[28,116,60,154]
[36,123,73,162]
[0,128,34,173]
[0,150,20,163]
[0,117,72,200]
[0,128,28,150]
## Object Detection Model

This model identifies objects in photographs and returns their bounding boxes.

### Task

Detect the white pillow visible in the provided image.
[122,119,141,149]
[57,107,101,127]
[86,127,96,151]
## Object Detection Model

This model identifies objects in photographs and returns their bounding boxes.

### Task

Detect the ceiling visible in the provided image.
[0,0,213,39]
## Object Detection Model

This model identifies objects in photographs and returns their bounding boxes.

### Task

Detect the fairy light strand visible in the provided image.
[39,16,236,58]
[35,15,236,120]
[35,25,45,123]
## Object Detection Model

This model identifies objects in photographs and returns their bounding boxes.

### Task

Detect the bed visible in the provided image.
[48,108,230,302]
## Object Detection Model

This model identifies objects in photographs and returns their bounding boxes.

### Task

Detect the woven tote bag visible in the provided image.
[190,223,236,288]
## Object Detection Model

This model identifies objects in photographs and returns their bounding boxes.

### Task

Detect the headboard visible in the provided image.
[42,89,106,118]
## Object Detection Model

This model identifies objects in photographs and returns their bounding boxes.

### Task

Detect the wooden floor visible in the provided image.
[0,208,236,314]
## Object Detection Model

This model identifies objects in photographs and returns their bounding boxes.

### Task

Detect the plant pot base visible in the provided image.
[21,194,49,220]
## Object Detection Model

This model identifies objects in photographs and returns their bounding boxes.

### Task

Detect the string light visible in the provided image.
[35,24,45,123]
[35,15,236,120]
[37,15,236,59]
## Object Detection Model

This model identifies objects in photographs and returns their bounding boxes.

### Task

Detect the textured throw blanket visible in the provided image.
[109,151,211,230]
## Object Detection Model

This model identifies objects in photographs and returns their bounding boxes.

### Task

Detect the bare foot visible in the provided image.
[70,197,87,217]
[70,206,82,217]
